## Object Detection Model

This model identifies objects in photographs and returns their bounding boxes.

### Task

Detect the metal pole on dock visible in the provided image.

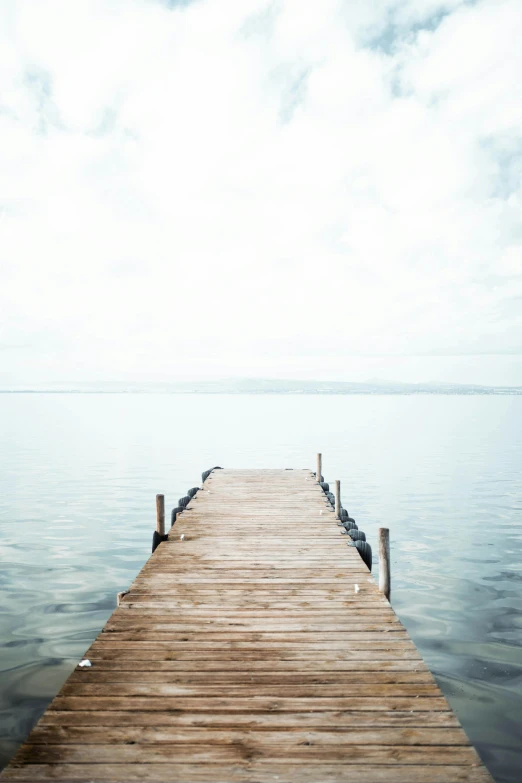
[334,480,341,518]
[316,453,322,482]
[156,494,165,537]
[378,527,391,599]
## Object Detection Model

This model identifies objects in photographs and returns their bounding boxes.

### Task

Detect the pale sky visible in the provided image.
[1,0,521,386]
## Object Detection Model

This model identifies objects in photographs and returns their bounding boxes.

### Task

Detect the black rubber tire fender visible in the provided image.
[354,540,372,570]
[348,529,366,542]
[171,506,183,526]
[152,531,168,553]
[202,466,223,483]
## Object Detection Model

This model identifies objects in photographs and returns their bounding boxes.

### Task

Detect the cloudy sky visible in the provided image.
[1,0,521,386]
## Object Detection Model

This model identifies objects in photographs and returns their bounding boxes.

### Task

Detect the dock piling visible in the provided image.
[156,493,165,536]
[334,479,341,518]
[151,494,168,553]
[378,526,391,599]
[316,452,322,482]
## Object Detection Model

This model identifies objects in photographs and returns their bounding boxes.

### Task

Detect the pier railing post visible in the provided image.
[334,480,341,518]
[378,527,391,600]
[156,494,165,536]
[316,453,322,482]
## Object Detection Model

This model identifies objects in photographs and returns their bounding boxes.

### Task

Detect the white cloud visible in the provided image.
[0,0,521,385]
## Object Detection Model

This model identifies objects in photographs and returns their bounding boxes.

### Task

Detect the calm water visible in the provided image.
[0,393,521,781]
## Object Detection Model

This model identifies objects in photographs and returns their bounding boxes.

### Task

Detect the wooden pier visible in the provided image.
[1,467,493,782]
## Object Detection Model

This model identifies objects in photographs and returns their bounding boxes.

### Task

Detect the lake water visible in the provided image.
[0,393,521,781]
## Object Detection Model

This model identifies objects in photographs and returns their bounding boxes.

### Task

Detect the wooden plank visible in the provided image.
[89,639,419,651]
[0,467,493,783]
[57,683,442,697]
[94,637,411,647]
[130,576,374,590]
[80,654,429,669]
[49,696,453,711]
[71,655,431,670]
[67,671,434,684]
[104,615,407,626]
[11,743,482,765]
[122,591,381,599]
[93,630,411,640]
[0,764,495,782]
[115,607,393,615]
[107,610,397,620]
[86,636,417,647]
[67,659,429,672]
[39,710,462,728]
[27,725,472,746]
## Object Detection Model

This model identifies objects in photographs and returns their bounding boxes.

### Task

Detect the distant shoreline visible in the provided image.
[1,388,522,396]
[2,377,522,395]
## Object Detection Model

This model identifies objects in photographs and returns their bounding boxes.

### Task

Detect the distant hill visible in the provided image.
[1,378,522,394]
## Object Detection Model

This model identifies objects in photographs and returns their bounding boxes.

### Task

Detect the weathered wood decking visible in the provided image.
[2,468,493,782]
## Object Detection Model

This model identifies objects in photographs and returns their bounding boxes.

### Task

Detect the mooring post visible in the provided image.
[156,494,165,536]
[316,453,322,482]
[116,591,128,606]
[378,527,391,600]
[334,479,341,518]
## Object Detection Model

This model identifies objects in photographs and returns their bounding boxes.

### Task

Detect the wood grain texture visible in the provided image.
[379,526,391,599]
[0,468,494,783]
[0,763,494,782]
[155,494,165,536]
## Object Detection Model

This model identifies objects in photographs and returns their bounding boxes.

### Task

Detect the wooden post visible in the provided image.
[316,453,322,483]
[378,527,391,600]
[116,591,128,606]
[156,494,165,536]
[334,480,341,518]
